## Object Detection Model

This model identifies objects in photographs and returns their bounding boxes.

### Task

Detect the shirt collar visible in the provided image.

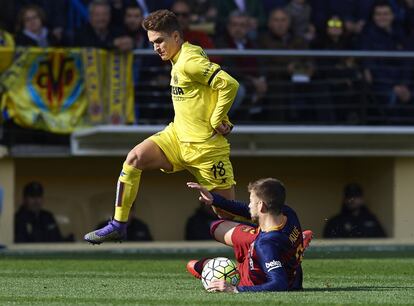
[261,214,287,232]
[171,41,187,64]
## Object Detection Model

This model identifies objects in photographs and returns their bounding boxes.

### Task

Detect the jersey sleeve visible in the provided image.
[211,193,251,220]
[183,52,222,85]
[183,52,239,129]
[237,237,289,292]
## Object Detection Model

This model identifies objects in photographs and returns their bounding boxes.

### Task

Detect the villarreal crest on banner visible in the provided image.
[0,48,86,133]
[0,47,135,133]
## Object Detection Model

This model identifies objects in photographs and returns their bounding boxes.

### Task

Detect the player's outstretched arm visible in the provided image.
[187,182,251,220]
[187,182,214,205]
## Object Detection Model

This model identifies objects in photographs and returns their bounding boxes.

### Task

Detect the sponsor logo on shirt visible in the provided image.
[265,260,282,272]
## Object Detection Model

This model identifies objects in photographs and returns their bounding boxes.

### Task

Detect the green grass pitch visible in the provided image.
[0,252,413,305]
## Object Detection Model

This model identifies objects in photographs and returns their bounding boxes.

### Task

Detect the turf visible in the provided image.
[0,253,413,305]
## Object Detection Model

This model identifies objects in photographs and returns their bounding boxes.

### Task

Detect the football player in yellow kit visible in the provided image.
[84,9,239,244]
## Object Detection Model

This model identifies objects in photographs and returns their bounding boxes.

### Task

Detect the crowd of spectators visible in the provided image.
[1,0,414,124]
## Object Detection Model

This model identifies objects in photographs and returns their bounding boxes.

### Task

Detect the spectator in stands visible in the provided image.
[172,0,215,49]
[285,0,315,42]
[334,0,374,36]
[258,8,309,83]
[215,10,267,120]
[15,0,67,43]
[186,0,218,24]
[358,0,413,34]
[215,0,266,39]
[312,16,353,50]
[311,0,414,38]
[74,0,133,51]
[311,16,362,123]
[185,202,217,240]
[123,3,149,49]
[15,182,66,243]
[309,0,374,37]
[15,5,59,47]
[258,8,331,123]
[323,183,386,238]
[359,0,411,120]
[96,205,152,241]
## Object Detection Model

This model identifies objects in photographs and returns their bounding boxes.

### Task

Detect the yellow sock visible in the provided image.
[114,162,142,222]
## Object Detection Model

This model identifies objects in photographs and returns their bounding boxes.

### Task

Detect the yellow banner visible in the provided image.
[0,47,135,133]
[82,48,105,124]
[107,51,135,124]
[1,47,87,133]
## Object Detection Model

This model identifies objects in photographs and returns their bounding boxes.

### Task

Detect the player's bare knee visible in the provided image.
[210,220,226,239]
[210,220,237,246]
[125,149,146,170]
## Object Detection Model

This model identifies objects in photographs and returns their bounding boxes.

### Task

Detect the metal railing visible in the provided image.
[132,49,414,126]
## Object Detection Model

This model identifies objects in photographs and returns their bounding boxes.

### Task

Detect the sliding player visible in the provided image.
[186,178,313,292]
[84,10,239,244]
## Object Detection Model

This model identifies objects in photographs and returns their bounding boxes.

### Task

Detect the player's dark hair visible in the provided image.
[248,178,286,215]
[142,9,182,35]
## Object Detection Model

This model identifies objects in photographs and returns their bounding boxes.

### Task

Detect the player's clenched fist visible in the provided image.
[215,122,233,136]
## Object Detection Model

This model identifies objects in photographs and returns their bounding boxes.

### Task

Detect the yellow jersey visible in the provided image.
[170,42,239,142]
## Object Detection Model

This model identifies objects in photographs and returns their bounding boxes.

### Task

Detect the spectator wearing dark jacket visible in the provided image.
[359,1,412,122]
[123,3,149,49]
[323,183,386,238]
[15,182,64,243]
[311,16,362,123]
[215,10,267,119]
[74,0,132,51]
[309,0,375,36]
[15,5,59,47]
[15,0,67,43]
[259,8,335,123]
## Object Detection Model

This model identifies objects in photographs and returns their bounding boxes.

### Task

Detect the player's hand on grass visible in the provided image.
[207,280,238,293]
[187,182,213,205]
[215,122,233,136]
